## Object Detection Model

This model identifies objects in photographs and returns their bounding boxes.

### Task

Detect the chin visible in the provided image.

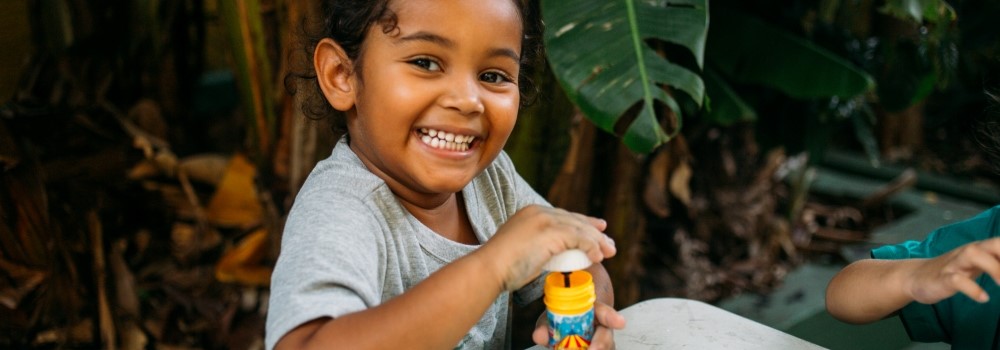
[421,176,474,194]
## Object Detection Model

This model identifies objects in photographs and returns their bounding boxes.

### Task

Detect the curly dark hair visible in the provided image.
[287,0,543,139]
[976,91,1000,174]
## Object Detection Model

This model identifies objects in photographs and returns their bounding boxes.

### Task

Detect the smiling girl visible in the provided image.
[265,1,625,349]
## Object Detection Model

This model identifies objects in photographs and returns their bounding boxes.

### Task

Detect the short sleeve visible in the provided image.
[265,190,383,350]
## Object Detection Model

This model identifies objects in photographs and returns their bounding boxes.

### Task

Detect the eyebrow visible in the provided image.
[396,31,521,62]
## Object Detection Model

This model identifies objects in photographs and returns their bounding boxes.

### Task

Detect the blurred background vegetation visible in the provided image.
[1,0,998,349]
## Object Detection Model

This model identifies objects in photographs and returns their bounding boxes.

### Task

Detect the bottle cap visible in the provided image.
[543,249,592,272]
[544,270,596,315]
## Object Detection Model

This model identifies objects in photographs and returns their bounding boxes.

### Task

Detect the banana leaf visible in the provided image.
[707,10,874,99]
[219,0,277,160]
[703,67,755,126]
[541,0,708,154]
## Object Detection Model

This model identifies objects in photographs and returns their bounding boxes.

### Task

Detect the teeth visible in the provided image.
[418,128,476,151]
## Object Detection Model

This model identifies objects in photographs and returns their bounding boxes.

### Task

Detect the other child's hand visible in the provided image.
[908,237,1000,304]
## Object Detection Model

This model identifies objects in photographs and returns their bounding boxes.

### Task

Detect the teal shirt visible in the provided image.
[871,205,1000,349]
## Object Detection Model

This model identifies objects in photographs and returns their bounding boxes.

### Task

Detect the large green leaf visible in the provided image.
[707,11,874,99]
[541,0,708,154]
[703,67,756,126]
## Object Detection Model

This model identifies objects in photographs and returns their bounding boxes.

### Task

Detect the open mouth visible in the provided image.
[418,128,476,151]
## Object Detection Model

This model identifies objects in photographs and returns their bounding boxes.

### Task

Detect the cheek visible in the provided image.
[491,95,520,131]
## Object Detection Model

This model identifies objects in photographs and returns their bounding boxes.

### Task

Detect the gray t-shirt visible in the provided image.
[266,140,548,350]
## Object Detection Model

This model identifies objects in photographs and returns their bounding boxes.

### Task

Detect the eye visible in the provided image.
[480,71,513,84]
[409,57,441,72]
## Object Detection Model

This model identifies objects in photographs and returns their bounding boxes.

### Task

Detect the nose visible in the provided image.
[440,75,485,116]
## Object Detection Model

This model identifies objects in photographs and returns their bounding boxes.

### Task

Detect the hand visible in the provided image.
[908,237,1000,304]
[531,301,626,350]
[479,205,617,291]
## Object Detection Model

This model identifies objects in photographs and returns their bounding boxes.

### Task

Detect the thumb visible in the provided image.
[532,313,549,345]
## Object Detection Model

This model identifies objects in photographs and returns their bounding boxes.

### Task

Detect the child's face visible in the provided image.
[346,0,523,201]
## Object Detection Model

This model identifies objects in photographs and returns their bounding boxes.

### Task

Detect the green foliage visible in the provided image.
[707,11,875,100]
[705,9,877,158]
[219,0,277,160]
[541,1,878,155]
[880,0,956,24]
[540,0,708,154]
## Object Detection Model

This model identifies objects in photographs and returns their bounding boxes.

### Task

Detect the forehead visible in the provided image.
[385,0,523,47]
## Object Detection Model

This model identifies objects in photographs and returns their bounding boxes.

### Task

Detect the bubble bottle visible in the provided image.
[543,250,596,350]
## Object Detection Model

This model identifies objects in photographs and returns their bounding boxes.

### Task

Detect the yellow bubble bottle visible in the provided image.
[543,270,595,349]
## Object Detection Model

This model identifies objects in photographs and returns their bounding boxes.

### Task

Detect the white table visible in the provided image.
[528,298,825,349]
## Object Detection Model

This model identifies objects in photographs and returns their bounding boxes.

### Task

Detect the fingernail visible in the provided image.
[605,235,616,248]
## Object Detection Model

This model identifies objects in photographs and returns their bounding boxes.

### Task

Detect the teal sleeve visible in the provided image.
[872,241,950,343]
[868,205,1000,344]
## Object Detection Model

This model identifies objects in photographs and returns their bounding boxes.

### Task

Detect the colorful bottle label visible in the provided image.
[547,307,594,349]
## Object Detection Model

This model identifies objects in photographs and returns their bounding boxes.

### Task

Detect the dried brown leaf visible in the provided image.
[179,154,230,186]
[142,181,198,220]
[171,223,222,264]
[0,257,47,309]
[127,98,167,140]
[668,161,692,207]
[205,154,262,228]
[33,319,94,346]
[215,229,272,286]
[127,159,161,180]
[643,148,671,218]
[119,322,148,350]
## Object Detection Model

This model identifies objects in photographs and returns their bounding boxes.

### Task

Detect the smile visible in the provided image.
[418,128,476,151]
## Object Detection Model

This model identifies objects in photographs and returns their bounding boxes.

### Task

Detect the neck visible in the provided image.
[396,191,478,245]
[348,143,477,244]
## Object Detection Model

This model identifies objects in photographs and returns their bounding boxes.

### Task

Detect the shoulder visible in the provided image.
[282,143,393,247]
[926,205,1000,248]
[873,205,1000,259]
[300,142,384,197]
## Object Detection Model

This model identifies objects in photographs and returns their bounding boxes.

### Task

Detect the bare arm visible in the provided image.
[825,258,924,324]
[276,250,504,350]
[275,205,617,350]
[827,237,1000,324]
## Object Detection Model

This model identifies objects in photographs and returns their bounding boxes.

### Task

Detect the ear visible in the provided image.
[314,38,356,111]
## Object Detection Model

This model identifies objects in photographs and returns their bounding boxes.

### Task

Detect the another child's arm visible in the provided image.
[274,205,617,350]
[826,237,1000,324]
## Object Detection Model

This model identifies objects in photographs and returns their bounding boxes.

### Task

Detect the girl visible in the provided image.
[266,0,626,349]
[825,93,1000,348]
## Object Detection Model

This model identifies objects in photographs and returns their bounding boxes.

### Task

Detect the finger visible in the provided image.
[963,244,1000,284]
[594,302,627,329]
[951,273,990,303]
[979,237,1000,250]
[600,234,617,258]
[558,219,608,262]
[532,313,549,345]
[571,212,608,232]
[589,325,616,350]
[532,323,548,345]
[545,210,612,262]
